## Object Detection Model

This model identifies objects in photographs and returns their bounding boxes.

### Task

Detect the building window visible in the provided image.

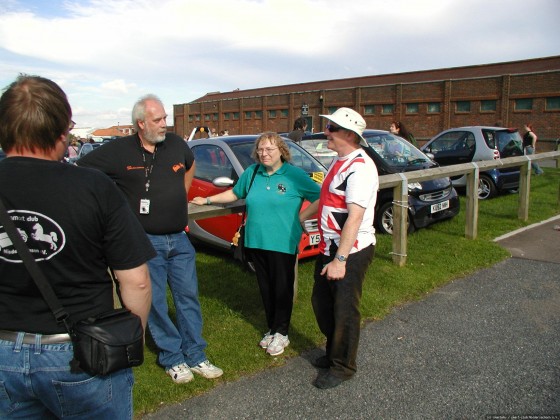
[233,112,240,120]
[328,106,338,114]
[268,110,277,118]
[223,112,230,120]
[188,115,194,122]
[455,101,471,113]
[255,110,263,119]
[213,113,218,121]
[481,100,497,112]
[514,98,533,111]
[204,114,210,121]
[545,97,560,111]
[281,109,289,118]
[427,102,441,113]
[382,104,393,115]
[245,111,252,119]
[405,103,419,114]
[364,105,375,115]
[195,114,200,121]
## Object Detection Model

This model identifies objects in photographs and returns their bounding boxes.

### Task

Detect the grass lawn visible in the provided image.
[134,167,559,417]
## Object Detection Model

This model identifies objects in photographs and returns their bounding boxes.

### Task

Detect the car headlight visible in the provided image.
[408,182,422,191]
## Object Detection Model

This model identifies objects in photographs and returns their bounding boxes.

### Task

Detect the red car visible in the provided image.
[186,135,326,260]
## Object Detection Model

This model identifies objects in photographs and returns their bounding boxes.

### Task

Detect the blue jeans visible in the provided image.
[525,146,544,175]
[146,232,207,370]
[0,336,133,419]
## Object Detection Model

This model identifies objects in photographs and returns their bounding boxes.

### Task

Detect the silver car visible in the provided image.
[421,126,524,199]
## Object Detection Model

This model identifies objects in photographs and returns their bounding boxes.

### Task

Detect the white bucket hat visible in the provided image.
[320,107,367,147]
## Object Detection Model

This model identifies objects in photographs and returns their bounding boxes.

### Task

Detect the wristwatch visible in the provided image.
[335,254,347,262]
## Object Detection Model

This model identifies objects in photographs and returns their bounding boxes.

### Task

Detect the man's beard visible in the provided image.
[143,129,166,144]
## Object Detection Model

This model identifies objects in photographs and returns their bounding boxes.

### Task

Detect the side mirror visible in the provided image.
[213,176,235,187]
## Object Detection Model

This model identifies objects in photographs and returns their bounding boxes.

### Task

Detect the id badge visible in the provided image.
[140,199,150,214]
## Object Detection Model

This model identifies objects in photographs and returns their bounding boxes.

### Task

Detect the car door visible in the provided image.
[188,143,242,246]
[424,130,476,166]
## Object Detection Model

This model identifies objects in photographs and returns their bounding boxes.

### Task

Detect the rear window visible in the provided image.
[482,129,523,156]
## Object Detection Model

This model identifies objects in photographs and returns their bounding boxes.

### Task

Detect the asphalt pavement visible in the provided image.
[143,215,560,419]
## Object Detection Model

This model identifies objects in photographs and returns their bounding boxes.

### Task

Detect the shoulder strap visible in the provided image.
[241,164,260,221]
[0,199,72,330]
[247,164,259,193]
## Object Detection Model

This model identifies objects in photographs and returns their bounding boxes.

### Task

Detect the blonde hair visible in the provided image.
[251,132,291,162]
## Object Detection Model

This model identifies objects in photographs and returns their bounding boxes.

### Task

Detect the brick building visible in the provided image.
[174,56,560,148]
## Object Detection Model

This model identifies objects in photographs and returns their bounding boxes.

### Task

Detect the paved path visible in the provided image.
[143,216,560,419]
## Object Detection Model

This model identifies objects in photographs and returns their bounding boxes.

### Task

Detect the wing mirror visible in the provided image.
[213,177,235,187]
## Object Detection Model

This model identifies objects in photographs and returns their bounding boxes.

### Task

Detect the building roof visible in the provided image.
[91,125,134,137]
[188,55,560,104]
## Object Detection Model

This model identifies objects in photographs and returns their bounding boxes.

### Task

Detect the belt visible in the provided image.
[0,330,71,344]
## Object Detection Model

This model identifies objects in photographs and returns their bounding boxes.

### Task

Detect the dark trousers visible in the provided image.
[312,244,375,379]
[248,248,297,336]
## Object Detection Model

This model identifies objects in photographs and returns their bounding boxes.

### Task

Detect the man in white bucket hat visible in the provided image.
[300,107,378,389]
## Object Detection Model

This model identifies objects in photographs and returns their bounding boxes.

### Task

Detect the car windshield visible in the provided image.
[364,132,433,169]
[229,141,327,180]
[299,138,337,167]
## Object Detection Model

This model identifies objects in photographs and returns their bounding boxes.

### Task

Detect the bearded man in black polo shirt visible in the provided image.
[78,94,222,383]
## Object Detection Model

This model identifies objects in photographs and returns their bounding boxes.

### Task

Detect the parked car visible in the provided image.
[186,135,327,260]
[421,126,524,199]
[301,130,460,235]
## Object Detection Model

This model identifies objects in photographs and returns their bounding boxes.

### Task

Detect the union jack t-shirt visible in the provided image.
[318,148,379,256]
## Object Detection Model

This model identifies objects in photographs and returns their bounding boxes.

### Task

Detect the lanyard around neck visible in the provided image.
[139,140,158,192]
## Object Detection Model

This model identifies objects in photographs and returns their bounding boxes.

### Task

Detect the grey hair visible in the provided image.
[132,94,163,131]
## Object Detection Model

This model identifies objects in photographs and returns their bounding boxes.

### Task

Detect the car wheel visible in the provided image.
[478,175,497,200]
[376,201,412,235]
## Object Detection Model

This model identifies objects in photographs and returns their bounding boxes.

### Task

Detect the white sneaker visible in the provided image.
[259,331,274,348]
[266,333,290,356]
[166,363,193,384]
[190,360,223,379]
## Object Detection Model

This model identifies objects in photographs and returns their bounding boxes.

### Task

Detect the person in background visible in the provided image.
[191,132,320,356]
[300,107,378,389]
[78,94,223,384]
[522,123,544,175]
[0,75,153,418]
[66,139,80,160]
[390,121,417,146]
[288,117,308,142]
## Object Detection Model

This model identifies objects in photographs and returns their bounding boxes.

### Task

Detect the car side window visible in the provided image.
[482,130,497,149]
[428,131,466,153]
[461,133,476,152]
[192,144,235,183]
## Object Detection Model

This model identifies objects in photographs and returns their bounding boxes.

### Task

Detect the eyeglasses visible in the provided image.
[68,120,76,131]
[325,123,343,132]
[256,147,278,155]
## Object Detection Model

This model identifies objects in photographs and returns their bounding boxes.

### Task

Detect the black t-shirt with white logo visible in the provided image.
[0,157,156,333]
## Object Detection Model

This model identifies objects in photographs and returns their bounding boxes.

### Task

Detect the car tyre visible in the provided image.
[478,174,497,200]
[376,201,412,235]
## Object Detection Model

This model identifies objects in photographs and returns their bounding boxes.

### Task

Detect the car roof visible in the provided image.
[188,134,287,146]
[303,129,399,137]
[440,126,518,131]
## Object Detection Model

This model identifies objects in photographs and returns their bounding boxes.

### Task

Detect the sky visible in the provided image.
[1,0,559,130]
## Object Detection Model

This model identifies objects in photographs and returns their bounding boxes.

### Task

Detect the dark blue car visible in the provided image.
[301,129,460,234]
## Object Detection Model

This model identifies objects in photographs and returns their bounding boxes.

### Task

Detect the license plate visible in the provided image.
[431,200,450,213]
[309,233,321,246]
